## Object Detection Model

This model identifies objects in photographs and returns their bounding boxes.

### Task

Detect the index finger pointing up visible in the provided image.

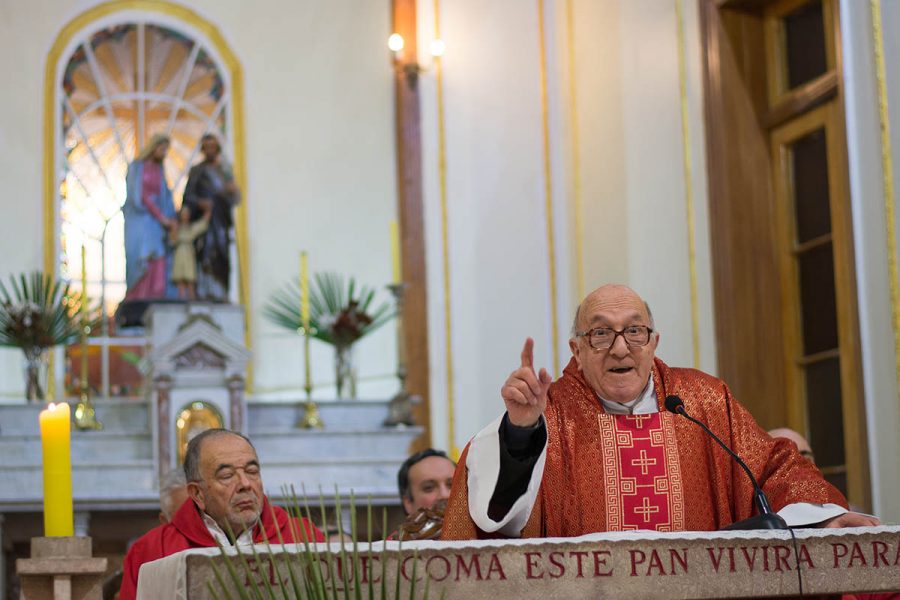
[520,337,535,370]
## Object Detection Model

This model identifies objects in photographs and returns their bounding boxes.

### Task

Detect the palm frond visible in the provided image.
[208,490,434,599]
[0,271,92,350]
[263,272,395,347]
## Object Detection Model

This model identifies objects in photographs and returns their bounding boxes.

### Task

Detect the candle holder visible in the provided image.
[17,536,108,600]
[299,397,324,429]
[74,323,102,431]
[298,326,324,429]
[73,392,103,431]
[383,283,416,427]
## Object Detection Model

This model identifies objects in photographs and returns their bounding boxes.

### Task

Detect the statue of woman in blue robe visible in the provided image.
[123,134,177,300]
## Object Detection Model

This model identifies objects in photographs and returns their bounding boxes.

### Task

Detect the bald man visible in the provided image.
[769,427,815,464]
[443,284,878,540]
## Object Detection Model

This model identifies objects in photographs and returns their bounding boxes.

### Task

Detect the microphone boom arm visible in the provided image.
[665,396,787,531]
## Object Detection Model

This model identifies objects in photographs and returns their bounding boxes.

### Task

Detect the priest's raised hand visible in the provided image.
[501,337,552,428]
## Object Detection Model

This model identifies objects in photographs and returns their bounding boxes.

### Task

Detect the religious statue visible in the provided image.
[123,134,177,301]
[170,204,212,300]
[182,133,241,302]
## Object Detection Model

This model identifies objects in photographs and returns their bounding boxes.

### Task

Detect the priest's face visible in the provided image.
[569,285,659,404]
[188,433,264,536]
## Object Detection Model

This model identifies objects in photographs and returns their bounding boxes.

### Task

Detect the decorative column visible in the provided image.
[16,537,107,600]
[0,513,5,600]
[227,375,245,433]
[73,513,90,538]
[384,283,417,426]
[155,375,173,481]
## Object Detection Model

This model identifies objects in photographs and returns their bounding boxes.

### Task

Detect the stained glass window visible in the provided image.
[58,20,230,396]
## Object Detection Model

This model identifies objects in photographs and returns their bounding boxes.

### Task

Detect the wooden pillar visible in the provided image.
[392,0,431,451]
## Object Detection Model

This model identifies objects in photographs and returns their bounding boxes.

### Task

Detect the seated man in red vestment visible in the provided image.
[119,429,325,599]
[442,284,880,540]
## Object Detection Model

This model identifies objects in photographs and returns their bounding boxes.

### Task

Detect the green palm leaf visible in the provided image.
[0,271,88,350]
[263,272,395,347]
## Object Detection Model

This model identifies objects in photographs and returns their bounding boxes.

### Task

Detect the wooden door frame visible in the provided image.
[700,0,870,509]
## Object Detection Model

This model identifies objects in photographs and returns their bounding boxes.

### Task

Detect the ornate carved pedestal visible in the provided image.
[141,303,250,475]
[16,537,107,600]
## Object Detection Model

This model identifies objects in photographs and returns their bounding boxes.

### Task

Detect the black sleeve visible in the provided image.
[487,413,547,521]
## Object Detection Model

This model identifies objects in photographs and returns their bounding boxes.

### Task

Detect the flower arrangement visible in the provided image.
[0,272,85,401]
[263,272,394,397]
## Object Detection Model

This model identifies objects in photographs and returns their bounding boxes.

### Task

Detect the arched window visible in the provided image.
[52,10,241,398]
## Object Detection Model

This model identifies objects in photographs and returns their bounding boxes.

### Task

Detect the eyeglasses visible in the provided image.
[575,325,654,350]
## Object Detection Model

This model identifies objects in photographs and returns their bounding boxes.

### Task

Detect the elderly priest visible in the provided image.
[442,284,879,539]
[119,429,324,599]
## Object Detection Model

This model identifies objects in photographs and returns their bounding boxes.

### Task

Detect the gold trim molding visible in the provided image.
[565,0,585,302]
[870,0,900,412]
[676,0,701,368]
[538,0,561,377]
[431,0,458,459]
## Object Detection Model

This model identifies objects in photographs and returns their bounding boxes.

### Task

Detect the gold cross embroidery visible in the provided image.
[634,496,661,523]
[631,449,658,475]
[625,414,653,429]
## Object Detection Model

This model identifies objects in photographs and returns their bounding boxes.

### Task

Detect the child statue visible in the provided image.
[170,202,212,300]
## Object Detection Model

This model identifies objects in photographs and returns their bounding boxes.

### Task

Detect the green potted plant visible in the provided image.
[264,272,394,398]
[0,272,84,401]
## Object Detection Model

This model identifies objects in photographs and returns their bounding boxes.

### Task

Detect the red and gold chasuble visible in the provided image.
[599,413,684,531]
[441,357,847,541]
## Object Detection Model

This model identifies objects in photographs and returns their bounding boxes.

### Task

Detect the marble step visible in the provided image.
[247,400,405,432]
[0,431,152,464]
[251,427,422,458]
[0,459,156,503]
[0,400,150,435]
[0,399,412,435]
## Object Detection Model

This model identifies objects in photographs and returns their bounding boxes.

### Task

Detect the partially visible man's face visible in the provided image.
[188,434,264,535]
[769,428,815,464]
[402,456,455,515]
[569,284,659,404]
[159,485,189,525]
[201,137,220,160]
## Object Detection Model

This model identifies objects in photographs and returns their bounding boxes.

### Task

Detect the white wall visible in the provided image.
[0,0,892,520]
[841,0,900,523]
[418,0,716,454]
[0,0,400,401]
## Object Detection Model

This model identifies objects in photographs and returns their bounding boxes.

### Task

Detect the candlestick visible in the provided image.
[39,402,73,536]
[383,283,416,427]
[390,220,401,283]
[298,251,323,428]
[300,251,310,329]
[300,252,312,396]
[74,245,102,431]
[80,246,89,391]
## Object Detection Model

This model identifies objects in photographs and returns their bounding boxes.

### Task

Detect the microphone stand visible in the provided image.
[665,396,787,530]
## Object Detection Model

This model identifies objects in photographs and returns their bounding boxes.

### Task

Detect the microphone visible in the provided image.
[664,395,787,530]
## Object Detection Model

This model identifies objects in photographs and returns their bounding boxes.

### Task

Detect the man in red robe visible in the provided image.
[442,284,879,540]
[119,429,324,599]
